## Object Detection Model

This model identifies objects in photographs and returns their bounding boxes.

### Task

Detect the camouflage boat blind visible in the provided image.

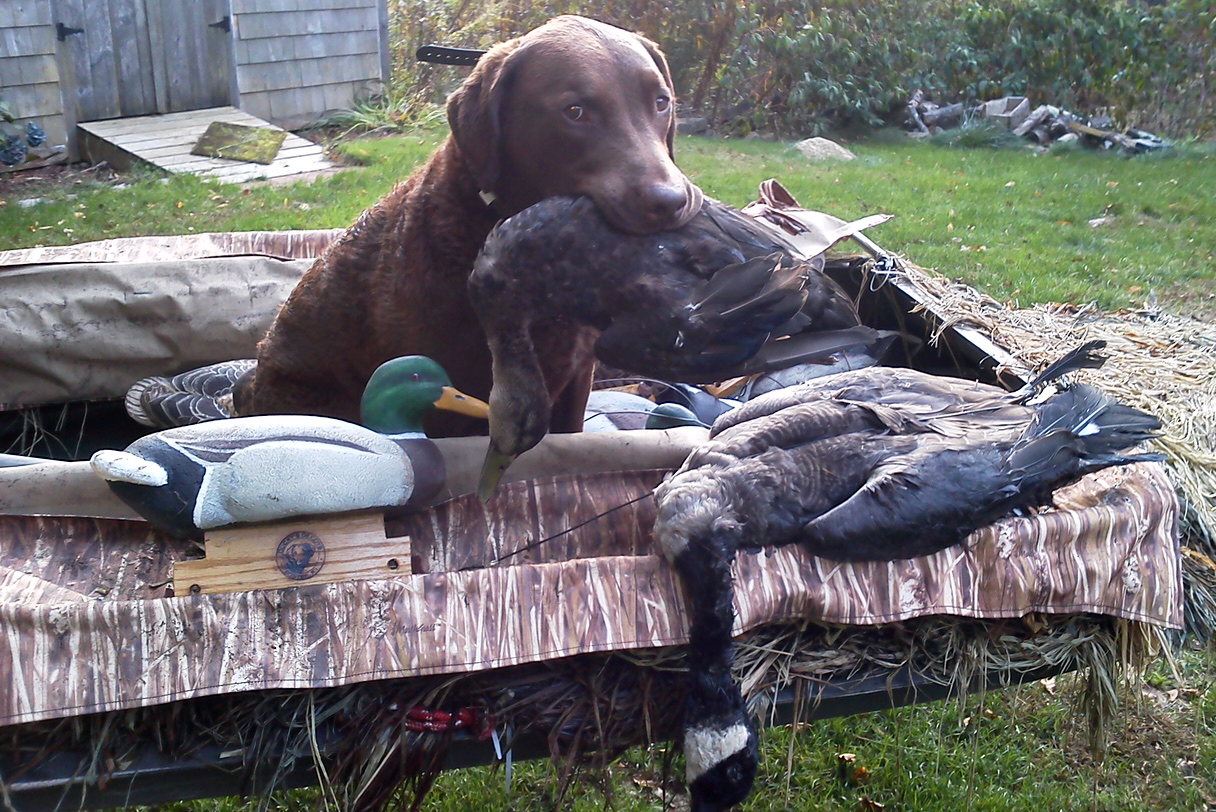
[0,463,1180,727]
[0,230,342,409]
[0,229,343,266]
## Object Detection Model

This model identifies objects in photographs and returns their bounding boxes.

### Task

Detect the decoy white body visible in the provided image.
[92,415,417,531]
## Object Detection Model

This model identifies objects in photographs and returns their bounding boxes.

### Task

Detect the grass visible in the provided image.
[3,128,1215,810]
[674,133,1216,314]
[126,655,1216,811]
[3,128,1213,316]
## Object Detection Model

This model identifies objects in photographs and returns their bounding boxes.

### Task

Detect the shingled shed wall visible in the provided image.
[232,0,389,130]
[0,0,388,157]
[0,2,70,151]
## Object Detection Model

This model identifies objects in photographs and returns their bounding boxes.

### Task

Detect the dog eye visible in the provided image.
[655,95,671,113]
[563,104,584,122]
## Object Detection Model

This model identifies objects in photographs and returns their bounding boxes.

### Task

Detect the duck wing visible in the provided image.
[712,366,996,435]
[594,253,810,378]
[715,341,1113,436]
[696,198,806,264]
[797,436,1018,560]
[705,397,925,460]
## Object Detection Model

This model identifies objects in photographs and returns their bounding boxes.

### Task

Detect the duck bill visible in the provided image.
[477,447,517,501]
[434,386,490,419]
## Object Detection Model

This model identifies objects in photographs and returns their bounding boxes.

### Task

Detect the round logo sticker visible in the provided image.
[275,531,326,580]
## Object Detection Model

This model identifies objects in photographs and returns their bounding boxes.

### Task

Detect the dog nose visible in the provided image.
[640,183,688,227]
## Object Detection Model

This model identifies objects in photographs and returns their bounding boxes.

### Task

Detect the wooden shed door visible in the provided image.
[55,0,234,122]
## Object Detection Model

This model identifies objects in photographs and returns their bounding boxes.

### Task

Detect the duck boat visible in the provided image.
[0,201,1184,810]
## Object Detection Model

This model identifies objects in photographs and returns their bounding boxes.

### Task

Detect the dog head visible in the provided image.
[447,15,703,234]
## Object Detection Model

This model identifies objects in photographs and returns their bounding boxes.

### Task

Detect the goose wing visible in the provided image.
[797,438,1017,561]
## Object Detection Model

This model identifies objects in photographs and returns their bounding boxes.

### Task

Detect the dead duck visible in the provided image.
[653,344,1163,810]
[91,356,489,538]
[469,194,886,497]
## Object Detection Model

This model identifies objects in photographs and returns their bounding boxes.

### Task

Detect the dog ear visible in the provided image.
[447,40,521,195]
[638,34,677,158]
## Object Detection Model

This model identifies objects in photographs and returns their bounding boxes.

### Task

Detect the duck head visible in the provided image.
[360,356,490,436]
[476,364,551,501]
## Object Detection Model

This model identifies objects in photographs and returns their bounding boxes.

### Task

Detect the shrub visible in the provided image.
[380,0,1214,139]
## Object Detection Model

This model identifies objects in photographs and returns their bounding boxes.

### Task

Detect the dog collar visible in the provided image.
[479,190,497,207]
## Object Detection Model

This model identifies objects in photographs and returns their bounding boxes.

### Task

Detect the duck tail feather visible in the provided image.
[90,449,168,487]
[1018,340,1108,398]
[124,376,167,427]
[1027,385,1161,444]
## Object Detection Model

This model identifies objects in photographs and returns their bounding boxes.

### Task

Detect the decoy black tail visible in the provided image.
[1008,385,1164,486]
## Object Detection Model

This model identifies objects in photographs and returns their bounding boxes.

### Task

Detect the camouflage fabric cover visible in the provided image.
[0,461,1180,727]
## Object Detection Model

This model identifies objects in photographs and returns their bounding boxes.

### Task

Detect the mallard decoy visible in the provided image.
[646,402,703,430]
[469,194,888,497]
[125,359,257,428]
[651,344,1162,811]
[91,356,489,538]
[581,391,707,432]
[582,390,666,432]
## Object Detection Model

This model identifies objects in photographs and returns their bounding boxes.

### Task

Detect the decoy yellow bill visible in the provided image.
[435,386,491,419]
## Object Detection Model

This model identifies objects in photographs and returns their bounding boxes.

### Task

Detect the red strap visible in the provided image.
[403,706,496,740]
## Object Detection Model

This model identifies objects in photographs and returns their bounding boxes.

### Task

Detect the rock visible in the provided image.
[794,137,856,162]
[678,116,709,135]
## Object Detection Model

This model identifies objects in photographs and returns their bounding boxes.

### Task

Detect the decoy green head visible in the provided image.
[360,356,489,435]
[646,402,704,430]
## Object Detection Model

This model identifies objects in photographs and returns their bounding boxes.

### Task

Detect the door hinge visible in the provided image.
[56,22,84,41]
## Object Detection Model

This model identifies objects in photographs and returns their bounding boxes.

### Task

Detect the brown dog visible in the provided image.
[234,16,703,436]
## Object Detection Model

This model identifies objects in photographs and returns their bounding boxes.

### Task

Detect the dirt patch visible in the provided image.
[0,161,119,200]
[1162,279,1216,323]
[1042,673,1214,808]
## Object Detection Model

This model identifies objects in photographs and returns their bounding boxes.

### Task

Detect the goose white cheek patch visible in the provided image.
[684,721,752,782]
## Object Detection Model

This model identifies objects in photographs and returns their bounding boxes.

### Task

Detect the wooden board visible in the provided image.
[174,511,409,594]
[191,121,287,164]
[78,106,334,182]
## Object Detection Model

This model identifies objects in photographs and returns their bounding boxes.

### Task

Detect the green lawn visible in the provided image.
[3,130,1213,314]
[3,129,1214,811]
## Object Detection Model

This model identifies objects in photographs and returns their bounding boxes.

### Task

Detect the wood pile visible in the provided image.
[905,90,1171,153]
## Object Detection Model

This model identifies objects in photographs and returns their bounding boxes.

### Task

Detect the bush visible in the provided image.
[381,0,1214,139]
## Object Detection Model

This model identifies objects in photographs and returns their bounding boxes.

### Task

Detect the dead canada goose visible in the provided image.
[653,342,1163,811]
